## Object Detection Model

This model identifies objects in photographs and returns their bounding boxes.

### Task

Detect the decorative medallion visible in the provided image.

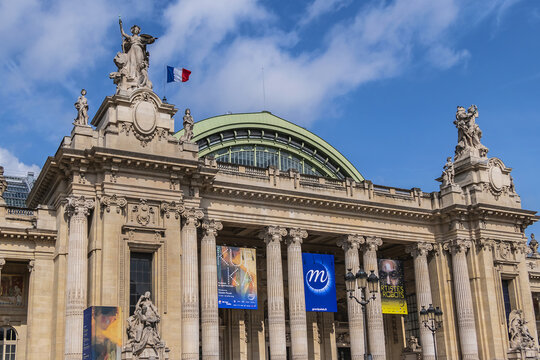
[132,199,155,226]
[134,100,157,134]
[487,158,508,199]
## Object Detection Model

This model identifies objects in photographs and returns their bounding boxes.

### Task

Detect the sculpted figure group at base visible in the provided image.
[508,309,535,350]
[110,18,157,93]
[126,291,164,358]
[454,105,488,159]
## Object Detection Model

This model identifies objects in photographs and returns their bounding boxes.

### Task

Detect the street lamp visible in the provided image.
[420,304,443,359]
[344,268,380,360]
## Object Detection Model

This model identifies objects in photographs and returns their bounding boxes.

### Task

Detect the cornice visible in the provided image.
[207,182,433,221]
[0,227,57,241]
[28,146,218,208]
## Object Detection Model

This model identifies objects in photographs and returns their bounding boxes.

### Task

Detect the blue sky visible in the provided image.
[0,0,539,236]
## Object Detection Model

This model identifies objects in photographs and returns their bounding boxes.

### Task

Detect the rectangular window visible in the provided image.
[130,252,153,315]
[501,279,512,325]
[404,293,420,342]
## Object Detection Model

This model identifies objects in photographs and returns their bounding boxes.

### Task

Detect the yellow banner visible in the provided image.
[379,259,408,315]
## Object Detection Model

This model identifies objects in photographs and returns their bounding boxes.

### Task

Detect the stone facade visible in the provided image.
[0,40,539,360]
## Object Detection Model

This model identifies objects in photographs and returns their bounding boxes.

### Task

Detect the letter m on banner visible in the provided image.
[302,253,337,312]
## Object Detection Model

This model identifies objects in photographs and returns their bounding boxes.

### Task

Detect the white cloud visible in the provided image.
[300,0,352,26]
[0,147,40,176]
[427,46,471,69]
[153,0,271,66]
[160,0,471,124]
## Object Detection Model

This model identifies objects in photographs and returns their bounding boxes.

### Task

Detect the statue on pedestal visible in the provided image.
[179,109,194,143]
[529,234,539,257]
[441,157,455,187]
[110,18,157,93]
[74,89,89,126]
[124,292,168,359]
[454,105,488,159]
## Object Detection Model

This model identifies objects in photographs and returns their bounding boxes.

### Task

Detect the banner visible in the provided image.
[379,259,408,314]
[217,246,257,309]
[302,253,337,312]
[83,306,122,360]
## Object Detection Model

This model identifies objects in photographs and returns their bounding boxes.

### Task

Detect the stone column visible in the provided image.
[307,312,321,360]
[181,208,204,360]
[443,239,479,360]
[362,236,386,360]
[259,226,288,360]
[337,234,366,360]
[322,312,338,360]
[0,258,5,282]
[201,219,223,360]
[287,228,309,360]
[406,242,435,360]
[64,196,95,360]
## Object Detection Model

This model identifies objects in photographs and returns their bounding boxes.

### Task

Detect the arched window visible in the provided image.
[0,327,17,360]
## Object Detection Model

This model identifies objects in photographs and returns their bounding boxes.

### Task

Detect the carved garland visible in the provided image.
[119,122,168,147]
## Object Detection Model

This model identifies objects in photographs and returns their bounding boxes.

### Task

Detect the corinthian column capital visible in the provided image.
[202,219,223,237]
[364,236,383,252]
[476,237,496,252]
[99,194,127,214]
[259,226,287,244]
[287,228,308,246]
[0,258,5,270]
[182,207,204,227]
[160,200,185,219]
[66,196,95,217]
[443,238,472,255]
[405,242,434,258]
[337,234,365,251]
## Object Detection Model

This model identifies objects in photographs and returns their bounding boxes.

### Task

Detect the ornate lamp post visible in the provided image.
[420,304,443,359]
[345,268,380,360]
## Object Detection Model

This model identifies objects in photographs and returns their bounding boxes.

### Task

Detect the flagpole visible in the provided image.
[163,65,167,103]
[261,66,266,110]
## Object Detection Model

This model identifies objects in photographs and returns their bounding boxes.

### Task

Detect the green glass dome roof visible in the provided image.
[174,111,364,181]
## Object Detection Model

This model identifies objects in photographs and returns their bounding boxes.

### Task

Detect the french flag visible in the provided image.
[167,66,191,83]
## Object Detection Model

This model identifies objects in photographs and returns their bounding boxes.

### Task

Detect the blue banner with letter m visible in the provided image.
[302,253,337,312]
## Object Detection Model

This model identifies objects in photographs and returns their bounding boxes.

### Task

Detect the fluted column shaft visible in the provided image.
[182,208,204,360]
[363,236,386,360]
[0,258,5,284]
[287,228,309,360]
[201,219,223,360]
[64,196,94,360]
[445,239,479,360]
[259,226,288,360]
[337,234,365,360]
[407,242,435,360]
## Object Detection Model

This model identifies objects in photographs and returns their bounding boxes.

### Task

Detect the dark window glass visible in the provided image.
[130,252,153,315]
[404,293,420,342]
[502,279,512,325]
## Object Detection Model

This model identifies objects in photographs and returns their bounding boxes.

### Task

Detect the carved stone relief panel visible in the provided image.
[127,199,159,227]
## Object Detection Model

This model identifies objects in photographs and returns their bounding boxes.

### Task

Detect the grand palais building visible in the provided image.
[1,24,540,360]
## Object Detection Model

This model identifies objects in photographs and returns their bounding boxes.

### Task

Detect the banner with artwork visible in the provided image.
[302,253,337,312]
[83,306,122,360]
[378,259,408,314]
[0,274,24,307]
[217,245,257,309]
